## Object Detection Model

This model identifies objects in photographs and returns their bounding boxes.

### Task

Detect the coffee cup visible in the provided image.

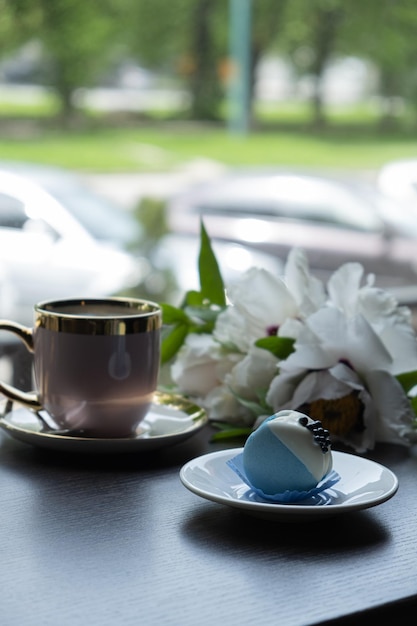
[0,297,162,438]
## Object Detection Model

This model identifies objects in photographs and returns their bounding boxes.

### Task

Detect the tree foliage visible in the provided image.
[4,0,123,123]
[2,0,417,127]
[122,0,228,120]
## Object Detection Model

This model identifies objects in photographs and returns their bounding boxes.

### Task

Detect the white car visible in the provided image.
[148,232,284,305]
[0,170,142,325]
[166,168,417,305]
[0,160,142,248]
[377,159,417,204]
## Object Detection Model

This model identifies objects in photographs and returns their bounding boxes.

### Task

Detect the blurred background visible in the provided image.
[2,0,417,387]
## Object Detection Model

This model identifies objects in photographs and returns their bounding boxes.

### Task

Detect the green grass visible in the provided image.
[1,124,417,172]
[0,99,417,172]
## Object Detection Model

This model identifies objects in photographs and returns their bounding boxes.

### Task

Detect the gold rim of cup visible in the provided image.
[34,298,162,335]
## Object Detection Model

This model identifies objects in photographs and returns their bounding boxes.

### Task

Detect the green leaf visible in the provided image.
[409,396,417,417]
[160,323,189,364]
[183,290,205,307]
[188,322,215,334]
[232,395,267,416]
[396,370,417,394]
[185,304,222,323]
[198,220,226,306]
[255,336,295,359]
[210,425,252,442]
[160,302,190,325]
[226,386,273,418]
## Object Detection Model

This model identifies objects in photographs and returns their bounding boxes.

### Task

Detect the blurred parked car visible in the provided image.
[0,161,141,248]
[147,232,284,305]
[377,159,417,205]
[0,162,285,319]
[166,168,417,302]
[0,169,142,325]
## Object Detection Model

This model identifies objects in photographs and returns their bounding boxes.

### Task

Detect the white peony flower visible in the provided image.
[204,385,253,424]
[214,250,324,352]
[259,363,377,452]
[213,267,298,352]
[202,347,278,425]
[328,262,417,374]
[165,240,417,452]
[284,247,326,316]
[171,333,228,397]
[266,305,417,451]
[225,345,278,398]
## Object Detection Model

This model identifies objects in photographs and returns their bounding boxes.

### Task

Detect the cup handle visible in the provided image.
[0,321,42,410]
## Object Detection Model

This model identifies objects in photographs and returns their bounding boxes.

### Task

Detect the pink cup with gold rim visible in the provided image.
[0,297,162,438]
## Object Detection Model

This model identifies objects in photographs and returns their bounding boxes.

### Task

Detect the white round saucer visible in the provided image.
[180,448,399,522]
[0,391,207,454]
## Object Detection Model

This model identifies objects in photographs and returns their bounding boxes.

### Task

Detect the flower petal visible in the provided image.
[171,333,222,396]
[327,262,364,315]
[365,369,414,445]
[282,308,393,375]
[226,345,278,399]
[204,385,253,424]
[284,248,326,315]
[226,267,298,329]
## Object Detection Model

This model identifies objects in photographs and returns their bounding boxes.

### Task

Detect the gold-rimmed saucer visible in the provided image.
[0,391,207,454]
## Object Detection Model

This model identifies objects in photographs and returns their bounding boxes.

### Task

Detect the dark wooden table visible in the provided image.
[1,418,417,626]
